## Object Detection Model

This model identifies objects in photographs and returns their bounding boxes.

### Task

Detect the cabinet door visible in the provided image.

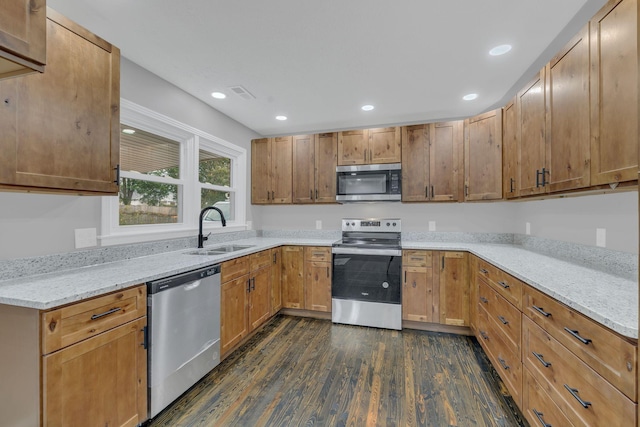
[464,109,503,200]
[546,25,591,192]
[590,0,638,185]
[315,132,338,203]
[0,12,120,194]
[251,138,271,204]
[271,248,282,314]
[402,266,434,322]
[304,261,331,312]
[401,124,429,201]
[468,255,479,334]
[43,317,147,427]
[249,267,271,331]
[338,129,368,165]
[0,0,46,79]
[439,252,469,326]
[502,98,519,199]
[518,71,547,196]
[430,121,463,201]
[221,276,249,354]
[369,127,401,164]
[292,134,315,204]
[271,136,293,203]
[281,246,305,308]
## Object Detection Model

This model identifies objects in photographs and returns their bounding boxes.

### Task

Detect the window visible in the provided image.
[101,99,247,245]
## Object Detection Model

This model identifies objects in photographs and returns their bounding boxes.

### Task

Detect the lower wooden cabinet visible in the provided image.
[402,250,436,322]
[271,248,282,314]
[438,251,469,326]
[304,247,331,312]
[281,246,305,309]
[220,275,249,355]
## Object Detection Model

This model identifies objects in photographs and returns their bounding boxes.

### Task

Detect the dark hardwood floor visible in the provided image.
[149,316,527,427]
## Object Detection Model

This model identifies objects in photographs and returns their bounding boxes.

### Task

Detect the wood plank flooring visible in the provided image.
[149,316,527,427]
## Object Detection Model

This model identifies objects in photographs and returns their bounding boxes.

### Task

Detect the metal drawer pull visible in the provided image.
[479,330,489,340]
[479,268,488,274]
[90,307,122,320]
[497,280,510,289]
[497,315,509,325]
[498,357,510,370]
[532,352,552,368]
[532,305,551,317]
[479,296,488,303]
[532,409,551,427]
[564,384,591,408]
[564,327,592,345]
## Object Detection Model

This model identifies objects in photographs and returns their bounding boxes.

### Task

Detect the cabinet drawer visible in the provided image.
[524,285,637,401]
[477,259,523,309]
[305,246,331,262]
[221,256,250,282]
[523,369,573,427]
[478,281,521,354]
[42,285,146,354]
[523,317,636,427]
[250,250,272,271]
[402,250,432,267]
[477,305,523,407]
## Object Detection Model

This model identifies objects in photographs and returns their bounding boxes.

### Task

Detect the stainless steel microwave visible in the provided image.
[336,163,401,202]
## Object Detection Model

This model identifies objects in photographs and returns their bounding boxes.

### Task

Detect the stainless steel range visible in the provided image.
[331,218,402,330]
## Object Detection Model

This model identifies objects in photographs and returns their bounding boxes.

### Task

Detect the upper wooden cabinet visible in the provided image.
[401,121,463,202]
[590,0,638,186]
[338,127,401,165]
[251,136,293,204]
[464,109,503,201]
[502,98,519,199]
[0,8,120,195]
[0,0,46,80]
[292,133,337,204]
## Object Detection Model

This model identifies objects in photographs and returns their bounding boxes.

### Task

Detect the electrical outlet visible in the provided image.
[596,228,606,247]
[428,221,436,231]
[74,228,97,249]
[316,220,322,230]
[525,222,531,235]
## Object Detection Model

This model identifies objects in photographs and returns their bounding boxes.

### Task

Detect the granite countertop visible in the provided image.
[0,237,637,339]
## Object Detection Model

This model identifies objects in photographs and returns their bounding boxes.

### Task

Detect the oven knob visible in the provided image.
[386,222,390,226]
[393,222,396,226]
[382,281,389,289]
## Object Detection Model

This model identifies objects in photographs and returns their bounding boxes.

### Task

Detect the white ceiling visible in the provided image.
[47,0,607,137]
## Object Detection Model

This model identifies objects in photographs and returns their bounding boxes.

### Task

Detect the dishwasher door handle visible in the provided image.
[183,280,202,291]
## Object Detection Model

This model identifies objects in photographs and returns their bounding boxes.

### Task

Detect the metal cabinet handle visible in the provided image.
[542,167,550,186]
[465,184,469,197]
[251,277,255,291]
[310,189,313,199]
[498,357,510,370]
[272,191,275,200]
[430,185,434,199]
[532,409,551,427]
[247,279,251,292]
[404,271,407,283]
[532,352,552,368]
[315,189,318,199]
[479,330,489,340]
[509,178,515,193]
[497,280,509,289]
[497,315,509,325]
[90,307,122,320]
[267,191,270,200]
[564,384,591,408]
[273,253,277,264]
[479,296,488,304]
[564,327,592,345]
[425,186,428,198]
[479,268,488,274]
[532,305,551,317]
[114,164,120,185]
[326,267,329,278]
[536,169,541,188]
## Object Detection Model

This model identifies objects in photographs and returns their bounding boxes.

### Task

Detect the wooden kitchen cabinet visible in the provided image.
[251,136,293,204]
[590,0,638,186]
[304,247,331,312]
[464,109,503,201]
[220,274,249,355]
[292,132,337,204]
[0,8,120,195]
[281,246,305,309]
[401,121,463,202]
[401,250,437,322]
[438,251,469,326]
[338,127,401,165]
[468,254,479,334]
[502,98,519,199]
[271,247,282,315]
[0,0,46,80]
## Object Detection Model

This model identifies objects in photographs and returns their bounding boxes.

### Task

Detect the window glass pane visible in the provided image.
[119,178,179,225]
[199,149,231,186]
[121,124,180,178]
[201,189,234,221]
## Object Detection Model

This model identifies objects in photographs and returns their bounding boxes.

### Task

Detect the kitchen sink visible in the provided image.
[187,244,255,255]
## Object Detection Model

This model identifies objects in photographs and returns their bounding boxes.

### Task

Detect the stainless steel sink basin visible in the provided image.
[187,244,255,255]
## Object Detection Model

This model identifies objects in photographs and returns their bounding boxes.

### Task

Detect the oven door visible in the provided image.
[331,247,402,329]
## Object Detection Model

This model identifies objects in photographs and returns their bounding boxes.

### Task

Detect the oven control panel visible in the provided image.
[341,218,401,232]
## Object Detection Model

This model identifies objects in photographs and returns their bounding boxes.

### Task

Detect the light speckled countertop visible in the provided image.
[0,237,636,339]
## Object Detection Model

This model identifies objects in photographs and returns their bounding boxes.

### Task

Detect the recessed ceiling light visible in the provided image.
[122,128,136,134]
[489,44,512,56]
[361,105,374,111]
[211,92,226,99]
[462,93,478,101]
[275,115,287,121]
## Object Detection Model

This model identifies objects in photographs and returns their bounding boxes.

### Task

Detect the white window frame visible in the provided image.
[100,99,247,246]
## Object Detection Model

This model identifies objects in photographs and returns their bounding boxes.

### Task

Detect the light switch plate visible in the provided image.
[316,220,322,230]
[428,221,436,231]
[74,228,97,249]
[596,228,606,247]
[525,222,531,235]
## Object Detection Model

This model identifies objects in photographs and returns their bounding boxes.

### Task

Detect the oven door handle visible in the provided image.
[331,247,402,256]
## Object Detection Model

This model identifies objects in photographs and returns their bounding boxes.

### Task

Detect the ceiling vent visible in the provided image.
[228,85,256,100]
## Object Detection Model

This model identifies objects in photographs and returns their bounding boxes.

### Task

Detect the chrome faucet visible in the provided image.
[198,206,227,248]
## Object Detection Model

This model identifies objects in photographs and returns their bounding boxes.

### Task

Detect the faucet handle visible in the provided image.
[203,232,211,242]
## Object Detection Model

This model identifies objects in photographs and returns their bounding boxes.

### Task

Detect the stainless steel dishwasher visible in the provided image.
[147,264,221,419]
